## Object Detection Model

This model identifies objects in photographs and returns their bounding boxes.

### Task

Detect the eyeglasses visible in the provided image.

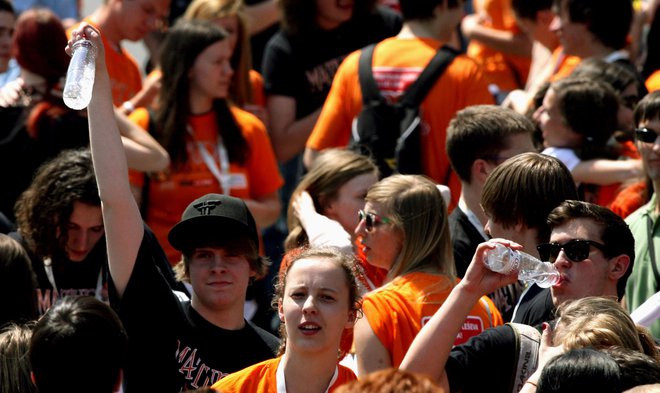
[358,209,392,232]
[536,239,608,263]
[635,127,660,144]
[621,94,639,110]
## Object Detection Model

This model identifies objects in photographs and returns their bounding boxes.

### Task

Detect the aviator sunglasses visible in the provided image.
[635,127,660,143]
[358,209,392,231]
[536,239,608,263]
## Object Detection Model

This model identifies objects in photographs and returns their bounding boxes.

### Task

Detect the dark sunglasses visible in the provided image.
[536,239,608,263]
[358,209,392,232]
[635,127,660,144]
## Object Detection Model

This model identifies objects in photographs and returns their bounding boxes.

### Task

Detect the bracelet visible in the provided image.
[122,100,136,114]
[525,381,537,387]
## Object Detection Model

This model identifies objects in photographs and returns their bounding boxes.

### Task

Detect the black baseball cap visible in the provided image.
[168,194,258,251]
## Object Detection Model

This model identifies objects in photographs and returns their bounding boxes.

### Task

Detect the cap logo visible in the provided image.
[193,200,221,215]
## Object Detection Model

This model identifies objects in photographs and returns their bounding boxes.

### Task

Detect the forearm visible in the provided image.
[572,159,642,185]
[466,26,532,57]
[244,194,281,228]
[271,109,321,162]
[246,0,280,35]
[115,108,170,172]
[400,282,483,380]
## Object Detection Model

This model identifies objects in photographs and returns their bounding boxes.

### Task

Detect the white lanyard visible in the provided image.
[43,257,104,301]
[275,355,339,393]
[187,125,231,195]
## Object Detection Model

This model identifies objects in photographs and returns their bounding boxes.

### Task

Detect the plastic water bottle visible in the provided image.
[63,39,96,110]
[483,243,560,288]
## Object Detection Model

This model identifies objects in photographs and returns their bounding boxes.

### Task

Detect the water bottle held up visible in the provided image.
[483,243,560,288]
[63,39,96,110]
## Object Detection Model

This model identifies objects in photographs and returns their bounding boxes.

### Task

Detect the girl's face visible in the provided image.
[355,201,404,270]
[534,87,581,148]
[189,40,233,101]
[323,172,378,236]
[214,15,239,57]
[279,257,355,355]
[617,83,638,132]
[315,0,354,30]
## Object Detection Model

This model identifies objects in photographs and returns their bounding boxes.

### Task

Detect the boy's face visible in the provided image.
[0,10,15,73]
[549,0,591,57]
[636,118,660,181]
[187,246,255,314]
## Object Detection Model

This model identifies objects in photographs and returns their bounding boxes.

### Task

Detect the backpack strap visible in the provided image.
[358,44,383,106]
[507,323,541,393]
[399,45,459,107]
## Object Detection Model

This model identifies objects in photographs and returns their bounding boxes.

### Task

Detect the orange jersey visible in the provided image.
[548,47,581,82]
[130,106,283,262]
[467,0,531,91]
[362,272,503,368]
[307,37,494,210]
[249,70,266,107]
[68,19,142,106]
[212,356,357,393]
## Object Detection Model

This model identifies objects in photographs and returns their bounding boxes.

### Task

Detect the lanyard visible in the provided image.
[43,257,104,301]
[187,125,231,195]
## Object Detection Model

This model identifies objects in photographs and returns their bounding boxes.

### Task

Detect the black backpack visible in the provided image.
[350,43,458,177]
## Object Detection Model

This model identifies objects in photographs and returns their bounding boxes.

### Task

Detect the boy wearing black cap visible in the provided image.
[75,24,279,393]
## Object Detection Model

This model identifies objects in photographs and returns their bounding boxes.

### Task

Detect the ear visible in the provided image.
[472,159,492,184]
[31,372,36,385]
[608,254,630,281]
[278,299,285,322]
[113,369,123,392]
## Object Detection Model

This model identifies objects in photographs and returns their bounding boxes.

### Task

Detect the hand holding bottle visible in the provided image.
[483,243,560,288]
[459,239,522,297]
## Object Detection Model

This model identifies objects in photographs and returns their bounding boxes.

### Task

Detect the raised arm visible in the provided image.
[71,24,144,298]
[400,240,519,382]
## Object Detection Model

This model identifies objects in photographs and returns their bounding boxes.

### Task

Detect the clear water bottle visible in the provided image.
[63,39,96,110]
[483,243,560,288]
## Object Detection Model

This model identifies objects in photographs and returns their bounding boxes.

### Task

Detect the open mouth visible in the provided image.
[298,322,321,335]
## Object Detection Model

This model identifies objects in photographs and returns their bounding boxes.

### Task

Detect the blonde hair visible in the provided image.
[183,0,254,106]
[0,324,35,393]
[365,175,455,280]
[285,149,377,251]
[554,297,659,361]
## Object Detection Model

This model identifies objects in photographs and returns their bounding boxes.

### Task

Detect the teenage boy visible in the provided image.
[304,0,494,208]
[446,105,535,320]
[76,24,278,392]
[402,200,635,393]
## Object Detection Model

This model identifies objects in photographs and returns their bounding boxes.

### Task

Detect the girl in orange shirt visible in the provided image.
[212,247,360,392]
[353,175,502,375]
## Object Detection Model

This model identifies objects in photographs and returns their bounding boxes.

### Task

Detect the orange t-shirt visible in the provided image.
[212,356,357,393]
[362,272,503,368]
[68,19,142,106]
[646,69,660,92]
[307,37,494,210]
[467,0,531,91]
[609,180,647,219]
[129,106,283,262]
[249,69,266,107]
[548,47,581,82]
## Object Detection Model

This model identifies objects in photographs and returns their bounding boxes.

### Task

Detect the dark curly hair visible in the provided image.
[14,149,100,258]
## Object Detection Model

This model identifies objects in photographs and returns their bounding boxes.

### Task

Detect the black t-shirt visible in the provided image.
[10,231,108,315]
[512,286,556,326]
[110,226,279,393]
[449,207,486,278]
[446,324,519,392]
[262,6,402,119]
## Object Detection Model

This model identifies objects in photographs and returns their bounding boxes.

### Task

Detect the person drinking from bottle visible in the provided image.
[400,200,635,393]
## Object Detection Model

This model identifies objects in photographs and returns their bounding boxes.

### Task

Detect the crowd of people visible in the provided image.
[1,0,660,392]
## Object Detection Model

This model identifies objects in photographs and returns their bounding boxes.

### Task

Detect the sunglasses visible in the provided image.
[536,239,608,263]
[635,127,660,144]
[358,209,392,232]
